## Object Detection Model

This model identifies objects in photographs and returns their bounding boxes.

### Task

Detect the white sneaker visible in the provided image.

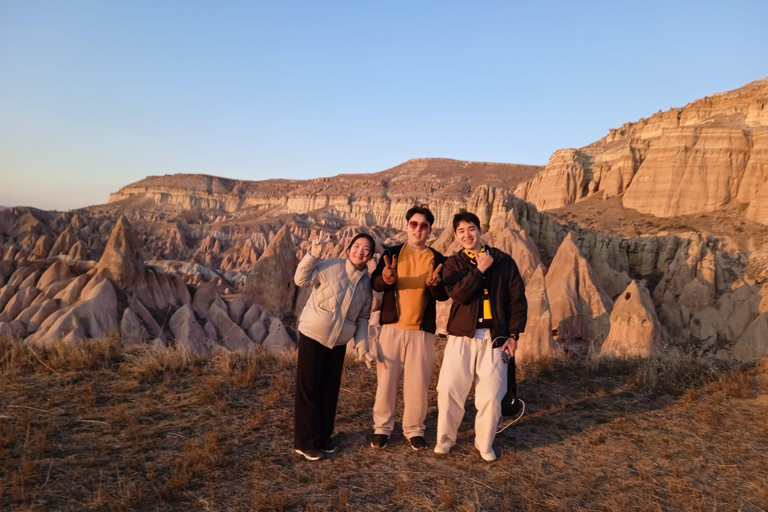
[434,442,452,455]
[474,443,497,462]
[294,448,323,461]
[478,448,497,462]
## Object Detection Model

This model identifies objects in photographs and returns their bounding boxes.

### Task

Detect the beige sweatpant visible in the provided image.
[435,331,507,456]
[373,324,435,438]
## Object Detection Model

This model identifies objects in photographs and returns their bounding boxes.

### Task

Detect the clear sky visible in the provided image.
[1,0,766,211]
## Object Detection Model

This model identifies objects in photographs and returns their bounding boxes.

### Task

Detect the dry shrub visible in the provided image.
[75,381,98,408]
[0,338,36,376]
[516,350,570,380]
[631,355,747,396]
[120,344,198,383]
[157,432,225,500]
[43,337,122,372]
[1,337,123,376]
[438,479,458,509]
[266,348,298,371]
[585,353,641,378]
[10,457,34,501]
[209,351,262,387]
[26,420,55,458]
[262,373,292,410]
[713,368,759,399]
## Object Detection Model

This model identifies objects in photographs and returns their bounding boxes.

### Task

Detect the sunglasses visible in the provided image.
[408,220,431,231]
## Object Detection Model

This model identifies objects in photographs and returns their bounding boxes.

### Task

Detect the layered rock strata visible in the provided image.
[515,78,768,225]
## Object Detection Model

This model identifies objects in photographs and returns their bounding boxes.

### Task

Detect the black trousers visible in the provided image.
[294,332,347,451]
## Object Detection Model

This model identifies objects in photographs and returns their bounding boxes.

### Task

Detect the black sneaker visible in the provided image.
[294,448,324,461]
[496,399,526,434]
[320,439,337,454]
[370,434,389,449]
[409,436,428,451]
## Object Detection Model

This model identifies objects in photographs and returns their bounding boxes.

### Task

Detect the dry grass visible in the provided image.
[1,337,767,511]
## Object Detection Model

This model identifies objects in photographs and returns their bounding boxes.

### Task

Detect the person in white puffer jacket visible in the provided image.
[293,233,375,461]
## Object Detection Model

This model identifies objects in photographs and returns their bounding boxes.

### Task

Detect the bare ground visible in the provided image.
[1,339,767,512]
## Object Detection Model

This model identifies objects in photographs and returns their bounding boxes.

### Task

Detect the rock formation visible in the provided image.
[2,78,768,360]
[731,313,768,360]
[95,215,144,287]
[515,77,768,225]
[108,159,541,230]
[515,266,554,361]
[545,233,613,341]
[244,225,297,317]
[601,280,665,358]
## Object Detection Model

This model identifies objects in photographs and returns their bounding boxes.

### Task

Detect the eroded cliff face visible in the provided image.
[5,80,768,360]
[108,158,541,230]
[515,77,768,225]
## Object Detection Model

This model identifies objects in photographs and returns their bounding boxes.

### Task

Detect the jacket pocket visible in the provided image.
[315,294,336,313]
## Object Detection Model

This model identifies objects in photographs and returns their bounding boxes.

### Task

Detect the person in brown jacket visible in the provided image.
[369,205,448,450]
[434,211,527,462]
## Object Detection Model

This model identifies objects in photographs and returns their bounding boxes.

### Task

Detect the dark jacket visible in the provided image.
[442,246,527,340]
[371,243,449,334]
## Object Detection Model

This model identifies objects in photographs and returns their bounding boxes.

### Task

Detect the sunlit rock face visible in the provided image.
[515,78,768,226]
[3,79,768,359]
[545,233,613,342]
[601,280,666,358]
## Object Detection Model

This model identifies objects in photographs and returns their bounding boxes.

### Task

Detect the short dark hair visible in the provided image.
[405,205,435,226]
[347,233,375,253]
[452,211,481,232]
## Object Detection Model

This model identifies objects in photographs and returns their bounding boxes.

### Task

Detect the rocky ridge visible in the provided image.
[2,80,768,361]
[515,77,768,225]
[107,159,541,230]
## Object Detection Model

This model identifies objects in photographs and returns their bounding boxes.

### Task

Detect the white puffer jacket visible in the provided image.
[294,254,372,349]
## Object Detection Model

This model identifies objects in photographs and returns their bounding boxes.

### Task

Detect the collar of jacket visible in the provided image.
[345,258,366,282]
[462,245,487,260]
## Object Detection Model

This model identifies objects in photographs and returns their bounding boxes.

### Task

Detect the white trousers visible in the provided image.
[435,331,507,456]
[373,325,435,438]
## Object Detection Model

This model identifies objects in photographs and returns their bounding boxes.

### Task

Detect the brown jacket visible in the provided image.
[442,246,527,340]
[371,243,449,334]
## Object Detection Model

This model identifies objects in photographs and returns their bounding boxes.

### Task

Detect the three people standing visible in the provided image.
[292,207,528,462]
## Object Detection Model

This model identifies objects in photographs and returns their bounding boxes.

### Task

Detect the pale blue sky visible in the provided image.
[1,0,766,210]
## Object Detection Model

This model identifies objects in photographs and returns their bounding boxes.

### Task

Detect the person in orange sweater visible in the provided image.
[369,205,448,450]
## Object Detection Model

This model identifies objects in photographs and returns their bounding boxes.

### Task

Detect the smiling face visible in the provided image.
[406,213,432,248]
[348,237,374,269]
[455,220,482,252]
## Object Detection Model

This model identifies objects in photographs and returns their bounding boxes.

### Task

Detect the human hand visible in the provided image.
[425,262,443,286]
[501,334,518,357]
[382,254,398,284]
[356,344,374,369]
[476,252,494,273]
[309,237,328,257]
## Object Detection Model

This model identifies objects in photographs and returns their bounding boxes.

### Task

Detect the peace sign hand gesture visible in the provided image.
[382,254,398,285]
[425,262,443,286]
[309,237,328,258]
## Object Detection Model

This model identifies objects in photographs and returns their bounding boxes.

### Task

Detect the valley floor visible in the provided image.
[1,339,766,511]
